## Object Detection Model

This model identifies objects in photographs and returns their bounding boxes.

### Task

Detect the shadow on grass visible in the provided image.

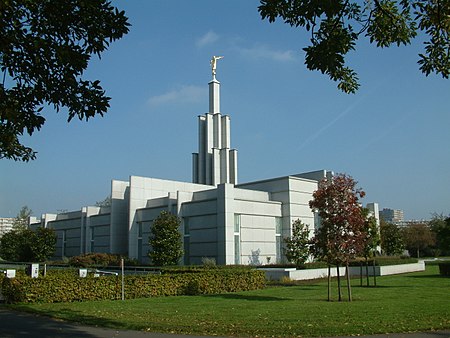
[406,274,447,279]
[1,305,126,338]
[205,293,291,302]
[1,306,95,338]
[352,284,395,288]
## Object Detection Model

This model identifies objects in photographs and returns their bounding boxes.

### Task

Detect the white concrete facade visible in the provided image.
[29,67,378,265]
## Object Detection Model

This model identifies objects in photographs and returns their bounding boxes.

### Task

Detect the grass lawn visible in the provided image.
[8,265,450,337]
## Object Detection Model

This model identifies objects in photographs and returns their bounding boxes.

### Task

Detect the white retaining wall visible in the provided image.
[262,261,426,281]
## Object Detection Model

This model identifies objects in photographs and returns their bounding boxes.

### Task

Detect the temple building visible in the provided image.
[30,58,378,265]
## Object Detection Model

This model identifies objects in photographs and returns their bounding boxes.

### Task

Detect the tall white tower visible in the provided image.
[192,57,238,186]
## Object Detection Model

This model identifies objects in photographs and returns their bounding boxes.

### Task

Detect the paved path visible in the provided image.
[1,306,449,338]
[0,306,207,338]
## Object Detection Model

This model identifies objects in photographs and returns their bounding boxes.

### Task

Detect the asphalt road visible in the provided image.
[1,305,449,338]
[0,306,208,338]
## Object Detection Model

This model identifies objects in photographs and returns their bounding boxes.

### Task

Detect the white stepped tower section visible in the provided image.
[192,76,237,186]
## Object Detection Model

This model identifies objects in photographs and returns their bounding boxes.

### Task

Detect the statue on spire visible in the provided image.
[210,55,224,80]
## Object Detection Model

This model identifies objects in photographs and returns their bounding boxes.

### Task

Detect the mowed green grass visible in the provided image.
[9,265,450,337]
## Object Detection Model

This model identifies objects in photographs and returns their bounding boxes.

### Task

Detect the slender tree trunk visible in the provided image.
[337,264,342,302]
[417,248,420,258]
[327,265,331,301]
[365,258,370,287]
[360,262,363,286]
[373,258,377,287]
[346,263,352,302]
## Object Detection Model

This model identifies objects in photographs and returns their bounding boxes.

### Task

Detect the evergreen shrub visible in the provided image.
[438,262,450,276]
[68,253,138,267]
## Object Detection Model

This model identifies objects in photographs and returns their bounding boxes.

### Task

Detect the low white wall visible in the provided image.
[262,261,425,281]
[348,261,425,276]
[263,267,346,281]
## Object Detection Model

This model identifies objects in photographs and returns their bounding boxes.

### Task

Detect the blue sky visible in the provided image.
[1,0,449,220]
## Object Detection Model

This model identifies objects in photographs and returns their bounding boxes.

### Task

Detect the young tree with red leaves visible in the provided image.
[309,174,367,302]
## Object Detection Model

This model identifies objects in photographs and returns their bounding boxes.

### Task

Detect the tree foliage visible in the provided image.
[380,219,405,255]
[0,226,56,261]
[95,196,112,207]
[309,173,367,301]
[12,205,32,230]
[284,219,310,267]
[429,213,450,256]
[360,208,380,287]
[149,211,183,266]
[309,174,367,266]
[0,0,130,161]
[258,0,450,93]
[402,223,436,258]
[30,227,57,261]
[361,208,381,259]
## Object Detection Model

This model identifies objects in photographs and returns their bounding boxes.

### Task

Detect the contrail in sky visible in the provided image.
[297,93,368,151]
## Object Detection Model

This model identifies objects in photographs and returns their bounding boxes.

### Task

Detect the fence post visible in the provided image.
[121,258,125,301]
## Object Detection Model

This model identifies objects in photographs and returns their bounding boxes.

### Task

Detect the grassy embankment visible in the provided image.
[8,264,450,337]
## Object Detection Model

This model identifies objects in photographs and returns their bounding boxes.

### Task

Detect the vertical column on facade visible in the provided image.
[219,115,231,184]
[220,149,230,184]
[209,79,220,114]
[216,183,235,265]
[81,207,87,254]
[212,148,221,186]
[192,153,199,183]
[213,112,221,148]
[212,112,223,186]
[221,115,230,149]
[110,180,130,255]
[205,114,214,185]
[177,191,194,265]
[229,149,238,185]
[196,116,206,184]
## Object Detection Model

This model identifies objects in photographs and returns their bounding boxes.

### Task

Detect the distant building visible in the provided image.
[379,208,404,224]
[0,218,14,238]
[30,62,379,265]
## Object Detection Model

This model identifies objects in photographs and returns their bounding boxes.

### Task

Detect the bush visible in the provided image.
[201,257,217,268]
[149,211,183,266]
[68,253,138,267]
[0,228,56,262]
[1,268,265,303]
[438,262,450,276]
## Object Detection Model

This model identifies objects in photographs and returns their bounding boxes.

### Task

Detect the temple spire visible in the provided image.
[192,56,238,186]
[209,56,223,114]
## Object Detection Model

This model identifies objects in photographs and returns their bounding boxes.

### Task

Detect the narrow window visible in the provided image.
[62,230,67,258]
[184,218,190,265]
[234,214,240,233]
[90,227,95,251]
[137,222,143,261]
[275,217,282,263]
[234,214,241,265]
[184,237,190,265]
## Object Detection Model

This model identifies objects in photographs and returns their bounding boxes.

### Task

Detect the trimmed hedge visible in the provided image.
[1,268,265,304]
[438,262,450,276]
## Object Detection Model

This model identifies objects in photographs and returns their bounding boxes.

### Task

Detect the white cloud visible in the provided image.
[147,85,206,106]
[196,30,219,47]
[237,44,296,62]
